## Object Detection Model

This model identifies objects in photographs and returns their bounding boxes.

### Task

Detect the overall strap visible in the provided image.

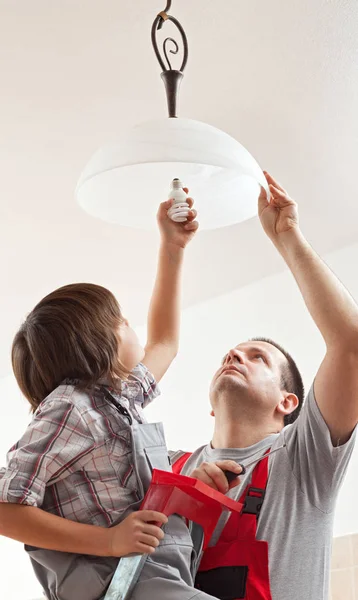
[240,448,270,518]
[172,451,192,474]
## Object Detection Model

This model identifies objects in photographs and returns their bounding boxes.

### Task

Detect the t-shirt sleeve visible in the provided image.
[122,363,160,409]
[283,383,356,512]
[0,398,96,508]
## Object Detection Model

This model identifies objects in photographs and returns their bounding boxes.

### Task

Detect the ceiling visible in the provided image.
[1,0,358,376]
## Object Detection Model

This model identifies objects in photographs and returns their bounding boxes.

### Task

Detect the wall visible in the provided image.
[1,240,358,599]
[0,376,41,600]
[331,534,358,599]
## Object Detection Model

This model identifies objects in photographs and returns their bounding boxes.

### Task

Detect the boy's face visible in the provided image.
[117,320,145,372]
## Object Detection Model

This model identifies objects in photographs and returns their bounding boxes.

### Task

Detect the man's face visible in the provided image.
[210,340,287,416]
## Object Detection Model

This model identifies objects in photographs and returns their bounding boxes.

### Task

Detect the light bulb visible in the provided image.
[167,179,190,223]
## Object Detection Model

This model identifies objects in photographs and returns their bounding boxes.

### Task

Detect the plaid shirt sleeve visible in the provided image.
[0,395,97,507]
[122,362,160,409]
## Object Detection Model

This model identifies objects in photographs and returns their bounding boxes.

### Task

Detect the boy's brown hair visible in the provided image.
[12,283,126,412]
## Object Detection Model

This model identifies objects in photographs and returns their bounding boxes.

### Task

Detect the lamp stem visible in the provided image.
[151,2,188,118]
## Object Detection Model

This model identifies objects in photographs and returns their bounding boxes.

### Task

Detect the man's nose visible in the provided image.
[227,348,244,364]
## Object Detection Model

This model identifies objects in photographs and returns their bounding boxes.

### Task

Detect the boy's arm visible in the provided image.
[0,503,167,557]
[0,503,111,556]
[143,193,198,382]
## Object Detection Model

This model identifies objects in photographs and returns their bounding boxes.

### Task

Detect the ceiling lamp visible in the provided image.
[76,1,269,230]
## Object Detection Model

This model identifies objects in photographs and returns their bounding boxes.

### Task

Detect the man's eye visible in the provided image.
[254,354,265,361]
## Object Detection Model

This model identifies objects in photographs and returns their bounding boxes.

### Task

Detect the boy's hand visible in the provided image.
[157,188,199,249]
[108,510,168,557]
[144,188,198,382]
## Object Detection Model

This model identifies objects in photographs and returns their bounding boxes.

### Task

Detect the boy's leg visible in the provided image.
[131,545,217,600]
[131,573,217,600]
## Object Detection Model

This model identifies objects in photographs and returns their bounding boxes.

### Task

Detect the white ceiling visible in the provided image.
[1,0,358,375]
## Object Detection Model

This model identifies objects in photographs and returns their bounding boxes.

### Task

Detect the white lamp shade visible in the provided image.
[76,118,269,230]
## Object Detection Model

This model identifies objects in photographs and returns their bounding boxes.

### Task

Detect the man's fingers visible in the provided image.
[191,467,220,491]
[269,184,287,199]
[214,460,242,490]
[214,460,243,475]
[201,462,230,494]
[264,171,287,193]
[186,197,194,209]
[191,460,243,494]
[269,185,295,207]
[258,185,270,215]
[228,477,242,490]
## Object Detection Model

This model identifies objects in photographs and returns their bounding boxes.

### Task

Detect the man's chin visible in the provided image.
[219,370,246,385]
[213,374,246,395]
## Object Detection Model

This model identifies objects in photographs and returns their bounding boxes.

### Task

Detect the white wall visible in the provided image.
[1,241,358,599]
[0,376,43,600]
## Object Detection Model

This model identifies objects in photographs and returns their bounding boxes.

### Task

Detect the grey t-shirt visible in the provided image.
[170,386,356,600]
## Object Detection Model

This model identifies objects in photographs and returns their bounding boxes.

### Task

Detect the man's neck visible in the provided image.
[211,417,280,449]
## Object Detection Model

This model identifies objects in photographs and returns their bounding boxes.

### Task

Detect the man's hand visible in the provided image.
[157,189,199,249]
[190,460,243,494]
[259,172,358,446]
[258,172,299,244]
[108,510,168,557]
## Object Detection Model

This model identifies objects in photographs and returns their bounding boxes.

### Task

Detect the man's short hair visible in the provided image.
[251,337,305,426]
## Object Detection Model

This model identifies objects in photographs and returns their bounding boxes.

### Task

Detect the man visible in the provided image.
[171,172,358,600]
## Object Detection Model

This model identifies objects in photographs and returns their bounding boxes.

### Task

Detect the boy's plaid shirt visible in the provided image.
[0,364,159,527]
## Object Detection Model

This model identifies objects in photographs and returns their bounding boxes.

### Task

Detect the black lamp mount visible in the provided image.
[151,1,188,118]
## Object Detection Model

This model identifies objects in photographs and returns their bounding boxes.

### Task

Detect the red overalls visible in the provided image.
[173,451,272,600]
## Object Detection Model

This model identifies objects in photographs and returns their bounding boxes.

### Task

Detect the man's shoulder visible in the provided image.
[169,445,208,470]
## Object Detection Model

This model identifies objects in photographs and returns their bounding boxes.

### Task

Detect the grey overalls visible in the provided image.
[25,387,216,600]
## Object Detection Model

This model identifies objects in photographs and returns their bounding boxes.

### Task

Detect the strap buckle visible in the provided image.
[102,387,133,425]
[241,486,266,517]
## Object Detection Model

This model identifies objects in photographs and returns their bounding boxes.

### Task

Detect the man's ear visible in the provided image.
[277,392,299,418]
